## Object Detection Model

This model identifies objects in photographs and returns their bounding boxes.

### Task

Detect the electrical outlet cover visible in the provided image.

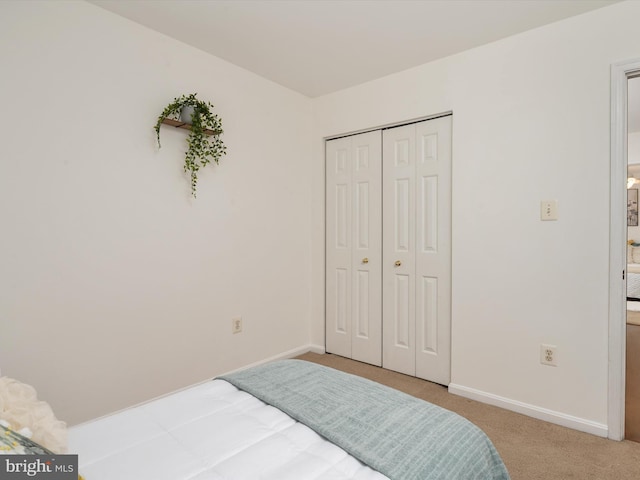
[540,200,558,221]
[540,344,557,366]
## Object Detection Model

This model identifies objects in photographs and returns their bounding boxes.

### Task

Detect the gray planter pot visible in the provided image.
[180,106,196,124]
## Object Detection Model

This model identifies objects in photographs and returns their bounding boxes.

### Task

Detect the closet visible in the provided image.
[325,115,452,385]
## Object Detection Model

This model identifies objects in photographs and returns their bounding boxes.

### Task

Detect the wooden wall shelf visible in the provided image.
[161,118,221,136]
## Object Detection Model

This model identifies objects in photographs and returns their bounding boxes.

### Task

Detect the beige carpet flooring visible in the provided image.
[297,352,640,480]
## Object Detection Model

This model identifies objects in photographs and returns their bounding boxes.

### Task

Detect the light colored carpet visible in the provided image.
[296,352,640,480]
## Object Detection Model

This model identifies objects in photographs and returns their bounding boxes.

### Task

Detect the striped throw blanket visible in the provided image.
[221,359,510,480]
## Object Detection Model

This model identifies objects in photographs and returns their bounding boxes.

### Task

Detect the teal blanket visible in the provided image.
[221,360,510,480]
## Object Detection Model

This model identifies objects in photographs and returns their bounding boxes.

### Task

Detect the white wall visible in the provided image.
[4,0,639,436]
[311,0,640,433]
[0,1,313,425]
[629,131,640,165]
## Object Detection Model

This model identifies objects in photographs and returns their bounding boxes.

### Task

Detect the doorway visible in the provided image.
[609,59,640,441]
[625,76,640,442]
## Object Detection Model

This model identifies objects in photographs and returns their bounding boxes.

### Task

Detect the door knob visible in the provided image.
[362,258,369,264]
[395,260,402,267]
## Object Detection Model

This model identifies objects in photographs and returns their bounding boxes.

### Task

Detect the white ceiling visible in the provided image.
[89,0,620,98]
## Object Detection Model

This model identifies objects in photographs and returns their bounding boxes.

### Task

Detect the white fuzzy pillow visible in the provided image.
[0,376,67,453]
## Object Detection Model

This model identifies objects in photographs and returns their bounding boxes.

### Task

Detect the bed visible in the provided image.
[629,263,640,300]
[68,359,510,480]
[627,263,640,325]
[628,242,640,301]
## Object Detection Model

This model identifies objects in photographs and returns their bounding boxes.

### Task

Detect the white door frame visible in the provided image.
[609,57,640,441]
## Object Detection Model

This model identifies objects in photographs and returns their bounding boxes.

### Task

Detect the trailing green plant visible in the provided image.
[154,93,226,197]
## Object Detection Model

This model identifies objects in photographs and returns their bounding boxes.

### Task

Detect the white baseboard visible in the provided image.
[71,344,326,429]
[222,344,326,375]
[306,344,326,355]
[448,383,608,438]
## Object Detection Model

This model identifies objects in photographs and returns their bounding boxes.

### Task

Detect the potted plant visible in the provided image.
[154,93,226,197]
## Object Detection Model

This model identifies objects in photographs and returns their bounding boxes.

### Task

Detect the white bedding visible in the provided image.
[69,379,388,480]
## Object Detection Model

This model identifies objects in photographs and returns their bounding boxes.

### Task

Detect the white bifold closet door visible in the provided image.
[325,131,382,366]
[382,116,452,385]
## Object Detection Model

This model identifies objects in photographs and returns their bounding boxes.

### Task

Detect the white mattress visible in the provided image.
[69,379,388,480]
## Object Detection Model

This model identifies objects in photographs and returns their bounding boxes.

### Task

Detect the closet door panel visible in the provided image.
[383,116,452,383]
[351,131,382,366]
[415,116,452,385]
[326,138,352,358]
[383,126,417,376]
[326,131,382,366]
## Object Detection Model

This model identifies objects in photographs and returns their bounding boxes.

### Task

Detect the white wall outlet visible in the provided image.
[540,344,557,366]
[232,317,242,334]
[540,200,558,221]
